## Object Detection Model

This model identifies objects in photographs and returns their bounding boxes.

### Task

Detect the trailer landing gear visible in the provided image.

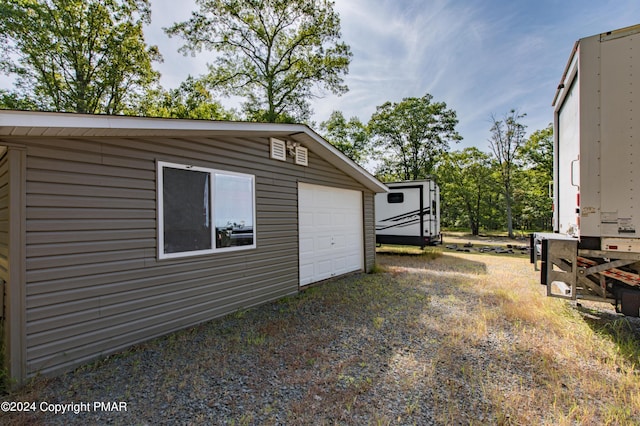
[531,233,640,317]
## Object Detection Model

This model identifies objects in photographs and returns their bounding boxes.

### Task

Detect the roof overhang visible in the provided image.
[0,110,387,193]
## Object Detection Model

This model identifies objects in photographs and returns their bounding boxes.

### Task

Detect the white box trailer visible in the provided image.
[532,24,640,316]
[375,179,441,248]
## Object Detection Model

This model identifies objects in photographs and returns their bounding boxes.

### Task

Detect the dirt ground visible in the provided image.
[440,231,531,255]
[442,230,531,244]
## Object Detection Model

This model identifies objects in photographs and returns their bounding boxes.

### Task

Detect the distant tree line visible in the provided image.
[438,119,553,236]
[0,0,553,235]
[320,106,553,237]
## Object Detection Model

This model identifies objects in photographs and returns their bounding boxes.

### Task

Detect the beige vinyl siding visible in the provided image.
[363,192,376,272]
[9,134,372,376]
[0,151,8,285]
[0,151,8,370]
[1,147,28,383]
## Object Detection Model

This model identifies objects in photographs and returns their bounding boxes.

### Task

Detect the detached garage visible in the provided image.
[0,110,387,383]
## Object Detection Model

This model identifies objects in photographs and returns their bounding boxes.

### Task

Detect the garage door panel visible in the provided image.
[331,212,344,227]
[317,259,332,276]
[299,236,314,254]
[298,183,363,286]
[300,263,314,280]
[299,211,314,225]
[315,211,332,227]
[313,236,330,252]
[333,257,347,274]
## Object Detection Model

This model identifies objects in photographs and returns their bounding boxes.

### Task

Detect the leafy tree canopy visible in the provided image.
[438,147,494,235]
[166,0,351,123]
[369,93,462,181]
[127,77,238,120]
[513,123,553,230]
[0,0,162,114]
[319,110,369,165]
[519,123,553,172]
[0,89,39,111]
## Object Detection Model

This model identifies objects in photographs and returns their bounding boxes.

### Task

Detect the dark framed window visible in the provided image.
[387,192,404,203]
[158,162,256,259]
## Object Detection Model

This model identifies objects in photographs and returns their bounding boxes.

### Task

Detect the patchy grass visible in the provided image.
[2,252,639,425]
[374,252,639,425]
[376,244,443,258]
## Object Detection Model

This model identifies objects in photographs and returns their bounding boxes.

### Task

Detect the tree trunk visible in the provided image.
[505,191,514,238]
[470,220,479,236]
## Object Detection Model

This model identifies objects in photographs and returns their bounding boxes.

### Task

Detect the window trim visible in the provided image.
[157,161,256,259]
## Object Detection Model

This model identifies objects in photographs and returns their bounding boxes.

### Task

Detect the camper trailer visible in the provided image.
[375,180,441,248]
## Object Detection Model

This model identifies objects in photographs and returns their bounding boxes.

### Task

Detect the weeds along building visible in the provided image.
[0,110,387,383]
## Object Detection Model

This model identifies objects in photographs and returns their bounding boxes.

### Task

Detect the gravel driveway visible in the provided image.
[2,250,639,425]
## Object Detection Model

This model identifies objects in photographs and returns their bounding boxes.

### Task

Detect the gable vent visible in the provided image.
[295,146,308,166]
[270,137,286,161]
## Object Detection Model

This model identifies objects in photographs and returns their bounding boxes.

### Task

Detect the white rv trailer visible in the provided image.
[375,179,441,248]
[531,24,640,316]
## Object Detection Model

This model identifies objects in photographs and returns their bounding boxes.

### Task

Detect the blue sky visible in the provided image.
[145,0,640,151]
[4,1,640,151]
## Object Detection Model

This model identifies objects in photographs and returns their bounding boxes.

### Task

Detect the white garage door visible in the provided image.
[298,183,364,286]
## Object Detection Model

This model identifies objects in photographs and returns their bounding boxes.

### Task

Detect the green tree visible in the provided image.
[0,0,161,114]
[513,124,553,231]
[519,123,553,174]
[166,0,351,123]
[488,109,527,238]
[319,110,369,164]
[0,89,39,110]
[438,148,493,235]
[369,93,462,181]
[127,77,238,120]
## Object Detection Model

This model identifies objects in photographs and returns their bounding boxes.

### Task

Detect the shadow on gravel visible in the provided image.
[377,252,488,275]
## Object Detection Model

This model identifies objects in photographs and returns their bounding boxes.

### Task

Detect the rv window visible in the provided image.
[388,193,404,203]
[158,161,256,259]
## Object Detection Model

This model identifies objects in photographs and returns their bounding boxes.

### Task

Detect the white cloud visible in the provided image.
[3,0,640,149]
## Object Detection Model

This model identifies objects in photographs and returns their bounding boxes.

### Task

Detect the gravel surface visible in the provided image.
[2,251,639,425]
